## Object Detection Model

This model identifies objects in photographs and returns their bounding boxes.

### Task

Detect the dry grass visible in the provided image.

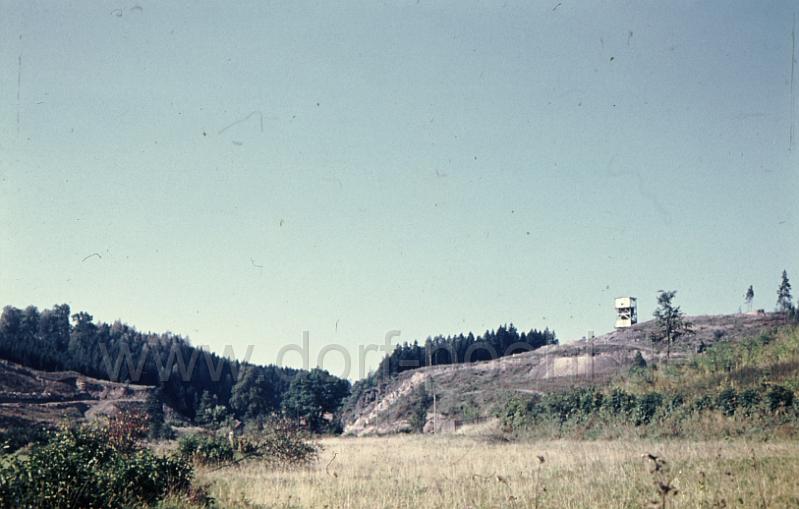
[200,434,799,508]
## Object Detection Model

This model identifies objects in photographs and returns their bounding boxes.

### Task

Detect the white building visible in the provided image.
[614,297,638,328]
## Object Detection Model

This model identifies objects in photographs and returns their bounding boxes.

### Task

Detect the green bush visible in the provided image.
[177,434,235,466]
[256,419,320,466]
[498,396,537,430]
[606,388,637,416]
[634,392,663,425]
[767,385,794,412]
[0,425,50,453]
[0,424,193,508]
[738,388,761,414]
[178,420,319,469]
[693,394,714,413]
[667,393,685,411]
[716,388,738,416]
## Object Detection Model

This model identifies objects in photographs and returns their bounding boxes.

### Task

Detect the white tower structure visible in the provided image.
[614,297,638,328]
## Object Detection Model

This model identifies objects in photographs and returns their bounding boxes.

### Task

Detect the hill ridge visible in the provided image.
[343,312,786,435]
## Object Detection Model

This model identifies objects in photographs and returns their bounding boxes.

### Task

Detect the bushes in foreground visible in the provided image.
[0,419,195,508]
[178,419,319,468]
[178,434,235,466]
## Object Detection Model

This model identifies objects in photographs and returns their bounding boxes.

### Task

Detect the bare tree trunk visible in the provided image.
[666,337,671,364]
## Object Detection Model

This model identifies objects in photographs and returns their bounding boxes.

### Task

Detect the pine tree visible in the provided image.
[651,290,693,362]
[146,389,171,439]
[744,285,754,312]
[777,270,794,312]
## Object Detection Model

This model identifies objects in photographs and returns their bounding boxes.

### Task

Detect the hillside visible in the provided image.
[343,312,788,435]
[0,358,153,433]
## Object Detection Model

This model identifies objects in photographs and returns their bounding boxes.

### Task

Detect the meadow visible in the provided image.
[200,433,799,509]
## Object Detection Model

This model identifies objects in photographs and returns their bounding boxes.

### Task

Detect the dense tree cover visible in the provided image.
[0,304,349,425]
[281,368,351,432]
[375,324,557,380]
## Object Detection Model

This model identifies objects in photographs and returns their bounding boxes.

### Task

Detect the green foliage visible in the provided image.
[767,385,794,412]
[497,325,799,439]
[498,396,538,431]
[254,419,320,466]
[148,390,175,439]
[0,423,193,508]
[408,385,433,432]
[375,324,557,380]
[777,270,794,313]
[738,388,761,414]
[666,393,685,412]
[0,304,313,423]
[497,326,799,439]
[194,390,231,428]
[716,388,738,416]
[608,388,637,416]
[281,368,350,433]
[745,285,755,310]
[178,434,235,466]
[631,351,647,369]
[0,425,50,453]
[693,394,714,412]
[633,392,663,425]
[651,290,693,360]
[178,419,320,468]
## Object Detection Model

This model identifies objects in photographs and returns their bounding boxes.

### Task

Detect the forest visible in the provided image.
[374,324,557,380]
[0,304,347,428]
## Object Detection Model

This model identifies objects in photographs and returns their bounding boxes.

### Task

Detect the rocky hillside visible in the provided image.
[0,359,153,432]
[343,313,786,436]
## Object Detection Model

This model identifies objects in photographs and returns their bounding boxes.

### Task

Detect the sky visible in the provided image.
[1,0,797,380]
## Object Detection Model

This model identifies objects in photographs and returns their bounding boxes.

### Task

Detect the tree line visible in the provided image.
[374,324,558,380]
[0,304,349,430]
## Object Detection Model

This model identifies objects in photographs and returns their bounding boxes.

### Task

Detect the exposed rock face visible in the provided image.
[0,359,153,430]
[344,313,785,436]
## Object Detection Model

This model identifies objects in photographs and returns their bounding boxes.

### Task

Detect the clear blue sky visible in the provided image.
[1,1,797,378]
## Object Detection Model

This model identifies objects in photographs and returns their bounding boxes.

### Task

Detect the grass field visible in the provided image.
[199,433,799,509]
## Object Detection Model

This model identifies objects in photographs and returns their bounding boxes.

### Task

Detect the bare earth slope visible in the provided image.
[0,359,153,431]
[343,313,785,436]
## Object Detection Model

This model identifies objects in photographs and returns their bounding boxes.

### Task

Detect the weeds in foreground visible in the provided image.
[644,453,677,509]
[531,454,545,509]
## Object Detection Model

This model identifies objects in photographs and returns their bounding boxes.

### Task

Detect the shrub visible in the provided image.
[716,388,738,416]
[667,393,685,411]
[631,351,647,368]
[0,425,50,453]
[634,392,663,425]
[408,385,433,433]
[178,434,235,466]
[693,394,714,413]
[606,389,637,416]
[767,385,795,413]
[498,396,536,430]
[106,409,149,452]
[0,423,193,508]
[257,419,320,466]
[178,420,319,469]
[738,388,762,414]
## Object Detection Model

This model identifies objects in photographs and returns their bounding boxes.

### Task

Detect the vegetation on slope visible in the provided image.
[0,304,350,431]
[375,324,557,379]
[499,324,799,439]
[345,323,556,418]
